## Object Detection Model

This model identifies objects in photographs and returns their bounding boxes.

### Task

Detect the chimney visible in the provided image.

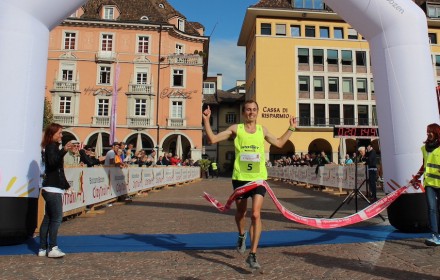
[216,73,223,90]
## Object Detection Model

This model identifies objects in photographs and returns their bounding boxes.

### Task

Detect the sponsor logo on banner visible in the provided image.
[164,168,174,184]
[174,168,182,181]
[110,168,129,196]
[326,165,338,188]
[336,166,345,190]
[181,168,188,181]
[298,166,307,181]
[63,191,85,212]
[194,167,200,178]
[155,168,164,184]
[128,168,142,192]
[63,168,85,212]
[142,168,154,190]
[83,168,112,205]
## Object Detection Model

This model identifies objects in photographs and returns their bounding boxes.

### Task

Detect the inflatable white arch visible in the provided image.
[0,0,87,243]
[325,0,439,192]
[0,0,439,242]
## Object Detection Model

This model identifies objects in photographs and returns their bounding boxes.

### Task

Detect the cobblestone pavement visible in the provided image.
[1,177,439,280]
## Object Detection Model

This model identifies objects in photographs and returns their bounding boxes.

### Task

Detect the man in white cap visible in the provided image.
[64,140,80,167]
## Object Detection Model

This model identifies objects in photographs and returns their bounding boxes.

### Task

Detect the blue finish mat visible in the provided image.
[0,225,428,256]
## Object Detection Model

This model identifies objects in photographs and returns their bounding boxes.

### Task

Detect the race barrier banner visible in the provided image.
[63,168,85,212]
[110,167,130,197]
[203,180,410,229]
[142,168,155,190]
[154,168,165,185]
[83,167,112,206]
[60,166,200,214]
[268,165,367,192]
[128,168,143,193]
[164,168,175,185]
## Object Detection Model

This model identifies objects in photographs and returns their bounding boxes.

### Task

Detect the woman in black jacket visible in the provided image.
[38,123,72,258]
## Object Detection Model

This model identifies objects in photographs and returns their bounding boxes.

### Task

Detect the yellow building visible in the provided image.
[238,0,440,163]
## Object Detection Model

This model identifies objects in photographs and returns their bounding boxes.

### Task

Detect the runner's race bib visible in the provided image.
[239,153,260,173]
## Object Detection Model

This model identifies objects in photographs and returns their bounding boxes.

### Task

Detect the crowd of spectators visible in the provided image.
[269,151,371,168]
[63,141,195,168]
[269,149,383,182]
[270,151,332,167]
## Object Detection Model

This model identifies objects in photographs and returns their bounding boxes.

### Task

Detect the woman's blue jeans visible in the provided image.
[39,190,63,250]
[425,186,440,234]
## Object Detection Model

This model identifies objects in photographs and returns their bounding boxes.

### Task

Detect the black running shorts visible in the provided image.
[232,180,266,200]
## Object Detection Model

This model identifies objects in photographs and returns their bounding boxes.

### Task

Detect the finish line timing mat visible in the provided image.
[0,225,428,256]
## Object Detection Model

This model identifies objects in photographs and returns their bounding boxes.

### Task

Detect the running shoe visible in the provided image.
[246,253,261,269]
[236,232,247,254]
[37,249,46,257]
[47,246,66,258]
[425,234,440,246]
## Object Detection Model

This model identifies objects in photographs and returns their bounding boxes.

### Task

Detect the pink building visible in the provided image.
[45,0,209,160]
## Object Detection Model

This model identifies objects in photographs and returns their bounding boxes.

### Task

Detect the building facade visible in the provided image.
[203,76,245,174]
[238,0,440,163]
[45,0,209,160]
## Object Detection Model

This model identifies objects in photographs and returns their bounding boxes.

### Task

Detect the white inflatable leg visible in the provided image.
[0,0,86,243]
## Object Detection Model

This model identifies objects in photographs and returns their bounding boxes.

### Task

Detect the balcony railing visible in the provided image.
[92,116,110,127]
[127,117,151,128]
[53,80,78,92]
[95,51,117,63]
[53,115,75,126]
[128,83,153,95]
[297,117,376,128]
[167,54,203,65]
[167,118,186,127]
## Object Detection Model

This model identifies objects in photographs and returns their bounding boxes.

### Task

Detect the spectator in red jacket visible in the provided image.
[170,154,180,166]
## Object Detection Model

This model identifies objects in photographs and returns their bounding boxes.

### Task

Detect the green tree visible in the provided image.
[198,158,211,171]
[43,97,53,130]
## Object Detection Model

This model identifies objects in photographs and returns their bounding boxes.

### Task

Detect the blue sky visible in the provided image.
[168,0,257,90]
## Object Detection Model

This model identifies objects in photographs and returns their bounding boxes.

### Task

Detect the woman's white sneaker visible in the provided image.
[47,246,66,258]
[37,249,46,257]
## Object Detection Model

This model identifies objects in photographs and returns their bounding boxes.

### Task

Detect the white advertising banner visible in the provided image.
[60,167,199,213]
[325,166,337,189]
[82,168,113,206]
[154,168,165,186]
[181,167,189,181]
[164,168,175,185]
[110,168,130,197]
[128,168,143,193]
[141,168,155,190]
[174,168,182,182]
[336,166,346,191]
[63,168,85,212]
[297,166,308,183]
[269,165,371,191]
[345,165,356,190]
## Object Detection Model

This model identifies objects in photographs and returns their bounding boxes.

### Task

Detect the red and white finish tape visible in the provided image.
[203,180,409,229]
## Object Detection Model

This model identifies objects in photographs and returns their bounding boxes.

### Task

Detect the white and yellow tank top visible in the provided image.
[232,124,267,181]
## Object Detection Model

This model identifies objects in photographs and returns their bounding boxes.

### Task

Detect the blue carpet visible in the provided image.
[0,225,429,256]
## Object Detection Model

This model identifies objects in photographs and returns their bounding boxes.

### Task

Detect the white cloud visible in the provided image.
[207,39,246,90]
